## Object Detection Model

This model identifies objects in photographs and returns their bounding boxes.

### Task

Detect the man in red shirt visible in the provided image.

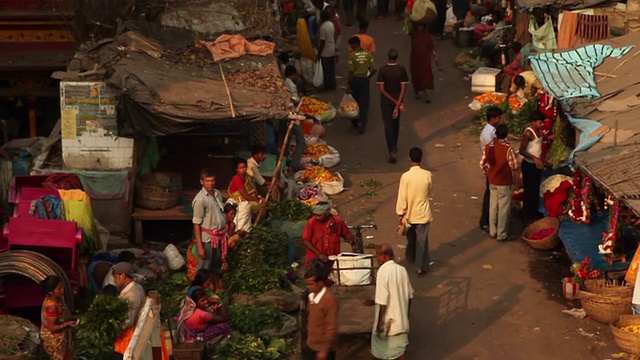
[302,202,357,269]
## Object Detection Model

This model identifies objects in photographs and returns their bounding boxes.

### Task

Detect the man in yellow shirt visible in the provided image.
[396,147,433,276]
[509,70,543,98]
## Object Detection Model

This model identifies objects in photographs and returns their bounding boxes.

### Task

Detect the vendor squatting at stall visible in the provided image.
[176,288,231,344]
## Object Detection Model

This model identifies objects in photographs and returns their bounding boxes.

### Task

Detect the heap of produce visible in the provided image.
[212,334,291,360]
[473,92,505,104]
[298,187,326,207]
[227,64,285,94]
[300,166,340,183]
[225,226,290,295]
[622,324,640,334]
[268,200,313,221]
[229,304,283,335]
[303,144,332,159]
[299,97,330,116]
[546,115,570,168]
[76,294,129,360]
[146,272,191,318]
[526,228,555,240]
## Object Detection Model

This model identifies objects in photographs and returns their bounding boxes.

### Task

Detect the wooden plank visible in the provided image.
[131,206,191,220]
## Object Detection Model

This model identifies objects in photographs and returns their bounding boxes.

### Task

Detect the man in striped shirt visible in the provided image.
[480,124,518,241]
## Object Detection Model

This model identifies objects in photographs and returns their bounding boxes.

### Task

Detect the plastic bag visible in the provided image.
[409,0,437,24]
[338,93,359,119]
[329,253,374,286]
[313,61,324,88]
[318,105,337,123]
[318,172,344,195]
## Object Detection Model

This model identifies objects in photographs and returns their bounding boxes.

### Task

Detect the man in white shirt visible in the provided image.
[318,10,336,90]
[371,244,413,360]
[478,106,503,233]
[112,262,146,357]
[396,147,433,276]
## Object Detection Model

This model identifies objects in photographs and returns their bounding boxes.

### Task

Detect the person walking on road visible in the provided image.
[478,106,504,233]
[410,23,437,103]
[318,10,337,91]
[192,169,227,273]
[347,36,376,135]
[396,147,433,276]
[303,267,339,360]
[371,244,413,360]
[354,19,376,53]
[376,48,409,164]
[480,124,518,241]
[519,111,545,224]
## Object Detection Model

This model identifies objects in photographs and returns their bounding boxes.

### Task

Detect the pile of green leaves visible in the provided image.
[146,272,191,317]
[547,116,571,168]
[76,294,129,360]
[229,304,283,335]
[212,334,291,360]
[225,226,290,295]
[509,98,539,137]
[268,200,313,222]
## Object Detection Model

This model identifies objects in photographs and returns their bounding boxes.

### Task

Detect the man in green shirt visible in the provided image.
[347,36,376,135]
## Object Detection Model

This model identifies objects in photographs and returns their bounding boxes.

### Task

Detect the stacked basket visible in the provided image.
[611,315,640,355]
[579,279,633,323]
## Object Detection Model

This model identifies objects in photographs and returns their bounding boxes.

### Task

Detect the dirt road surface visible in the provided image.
[311,15,620,360]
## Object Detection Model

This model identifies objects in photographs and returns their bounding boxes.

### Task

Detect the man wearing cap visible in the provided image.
[302,202,358,269]
[112,262,146,358]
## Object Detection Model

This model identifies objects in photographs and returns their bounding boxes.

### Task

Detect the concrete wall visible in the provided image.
[59,81,134,235]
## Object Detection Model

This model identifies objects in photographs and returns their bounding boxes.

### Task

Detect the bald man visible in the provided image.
[371,244,414,360]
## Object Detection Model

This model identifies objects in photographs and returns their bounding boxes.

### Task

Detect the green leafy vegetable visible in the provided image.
[212,334,292,360]
[229,304,283,335]
[268,200,313,221]
[225,226,290,295]
[76,294,129,360]
[145,271,191,318]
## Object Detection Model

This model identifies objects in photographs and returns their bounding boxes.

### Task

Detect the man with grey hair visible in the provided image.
[371,244,413,360]
[376,48,409,164]
[302,202,357,270]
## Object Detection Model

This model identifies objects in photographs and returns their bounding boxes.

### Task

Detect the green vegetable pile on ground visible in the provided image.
[146,272,191,318]
[229,304,283,335]
[225,226,290,295]
[547,115,571,169]
[268,200,313,222]
[508,98,538,137]
[211,334,292,360]
[76,294,129,360]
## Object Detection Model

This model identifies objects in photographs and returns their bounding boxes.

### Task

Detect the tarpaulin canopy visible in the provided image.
[516,0,614,11]
[54,1,289,138]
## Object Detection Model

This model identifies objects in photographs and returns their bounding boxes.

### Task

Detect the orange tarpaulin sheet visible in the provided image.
[197,35,276,62]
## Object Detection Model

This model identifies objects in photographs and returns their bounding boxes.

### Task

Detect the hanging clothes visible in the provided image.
[529,17,557,52]
[64,200,100,257]
[31,196,65,220]
[558,11,579,49]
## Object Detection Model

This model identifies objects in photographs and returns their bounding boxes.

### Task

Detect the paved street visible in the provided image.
[313,15,619,360]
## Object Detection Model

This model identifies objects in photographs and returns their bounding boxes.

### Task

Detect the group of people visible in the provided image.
[39,261,146,359]
[478,106,546,241]
[300,146,433,359]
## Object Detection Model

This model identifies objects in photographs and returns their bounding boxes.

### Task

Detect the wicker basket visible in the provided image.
[584,279,634,297]
[521,217,560,251]
[0,315,39,360]
[135,172,182,210]
[579,290,632,323]
[611,315,640,355]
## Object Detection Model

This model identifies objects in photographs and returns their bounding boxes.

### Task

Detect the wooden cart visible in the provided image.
[299,255,378,349]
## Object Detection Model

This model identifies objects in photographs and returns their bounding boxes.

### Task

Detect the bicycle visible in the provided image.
[347,223,377,253]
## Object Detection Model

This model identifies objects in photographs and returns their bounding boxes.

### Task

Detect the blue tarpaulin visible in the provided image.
[558,211,636,271]
[529,44,635,100]
[566,114,605,165]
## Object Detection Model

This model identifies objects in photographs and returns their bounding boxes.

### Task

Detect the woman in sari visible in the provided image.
[40,275,77,360]
[228,158,263,232]
[410,23,437,103]
[176,288,232,343]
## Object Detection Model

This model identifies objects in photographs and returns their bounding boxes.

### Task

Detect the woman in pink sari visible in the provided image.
[410,23,437,103]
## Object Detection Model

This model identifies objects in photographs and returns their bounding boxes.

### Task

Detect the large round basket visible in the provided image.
[521,217,560,251]
[579,290,632,323]
[584,279,634,297]
[611,315,640,355]
[0,315,40,360]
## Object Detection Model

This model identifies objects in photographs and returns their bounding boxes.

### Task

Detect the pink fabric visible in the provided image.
[202,227,228,260]
[185,308,214,332]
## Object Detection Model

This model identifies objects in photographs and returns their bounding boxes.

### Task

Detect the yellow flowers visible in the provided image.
[299,97,330,116]
[302,199,319,207]
[301,166,340,183]
[623,325,640,334]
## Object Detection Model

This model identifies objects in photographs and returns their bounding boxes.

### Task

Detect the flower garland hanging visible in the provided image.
[568,171,593,223]
[599,197,620,255]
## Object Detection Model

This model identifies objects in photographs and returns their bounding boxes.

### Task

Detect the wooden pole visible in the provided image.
[253,113,302,226]
[219,63,236,118]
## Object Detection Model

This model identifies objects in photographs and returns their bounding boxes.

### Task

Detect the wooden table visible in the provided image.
[131,206,191,244]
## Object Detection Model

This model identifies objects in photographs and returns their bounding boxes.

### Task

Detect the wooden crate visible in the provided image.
[172,342,205,360]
